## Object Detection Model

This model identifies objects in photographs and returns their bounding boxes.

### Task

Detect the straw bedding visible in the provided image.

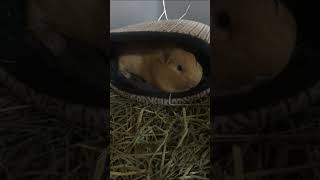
[110,90,210,179]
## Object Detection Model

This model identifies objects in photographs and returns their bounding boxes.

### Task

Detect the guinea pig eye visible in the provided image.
[216,11,231,29]
[177,65,183,72]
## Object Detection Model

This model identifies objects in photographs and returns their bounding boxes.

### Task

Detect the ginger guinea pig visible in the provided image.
[118,47,203,93]
[26,0,106,55]
[213,0,297,90]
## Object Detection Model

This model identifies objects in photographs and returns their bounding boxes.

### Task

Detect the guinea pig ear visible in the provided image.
[159,49,172,64]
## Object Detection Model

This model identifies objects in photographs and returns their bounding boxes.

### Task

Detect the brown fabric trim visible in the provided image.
[214,82,320,133]
[110,83,209,105]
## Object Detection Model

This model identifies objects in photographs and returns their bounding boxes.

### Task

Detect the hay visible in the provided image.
[212,105,320,180]
[110,90,210,180]
[0,86,106,180]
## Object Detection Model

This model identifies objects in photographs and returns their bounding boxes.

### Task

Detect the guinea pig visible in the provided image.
[26,0,107,56]
[118,46,203,93]
[213,0,297,91]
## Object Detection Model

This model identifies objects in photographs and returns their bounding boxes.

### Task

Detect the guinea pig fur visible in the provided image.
[213,0,297,90]
[26,0,107,56]
[118,46,203,93]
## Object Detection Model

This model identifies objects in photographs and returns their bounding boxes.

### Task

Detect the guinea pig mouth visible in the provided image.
[187,77,202,86]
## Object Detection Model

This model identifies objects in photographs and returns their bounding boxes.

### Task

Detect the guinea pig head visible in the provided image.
[27,0,107,52]
[152,48,203,93]
[213,0,297,89]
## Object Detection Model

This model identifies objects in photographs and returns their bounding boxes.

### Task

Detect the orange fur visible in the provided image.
[26,0,107,54]
[213,0,297,90]
[118,47,203,93]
